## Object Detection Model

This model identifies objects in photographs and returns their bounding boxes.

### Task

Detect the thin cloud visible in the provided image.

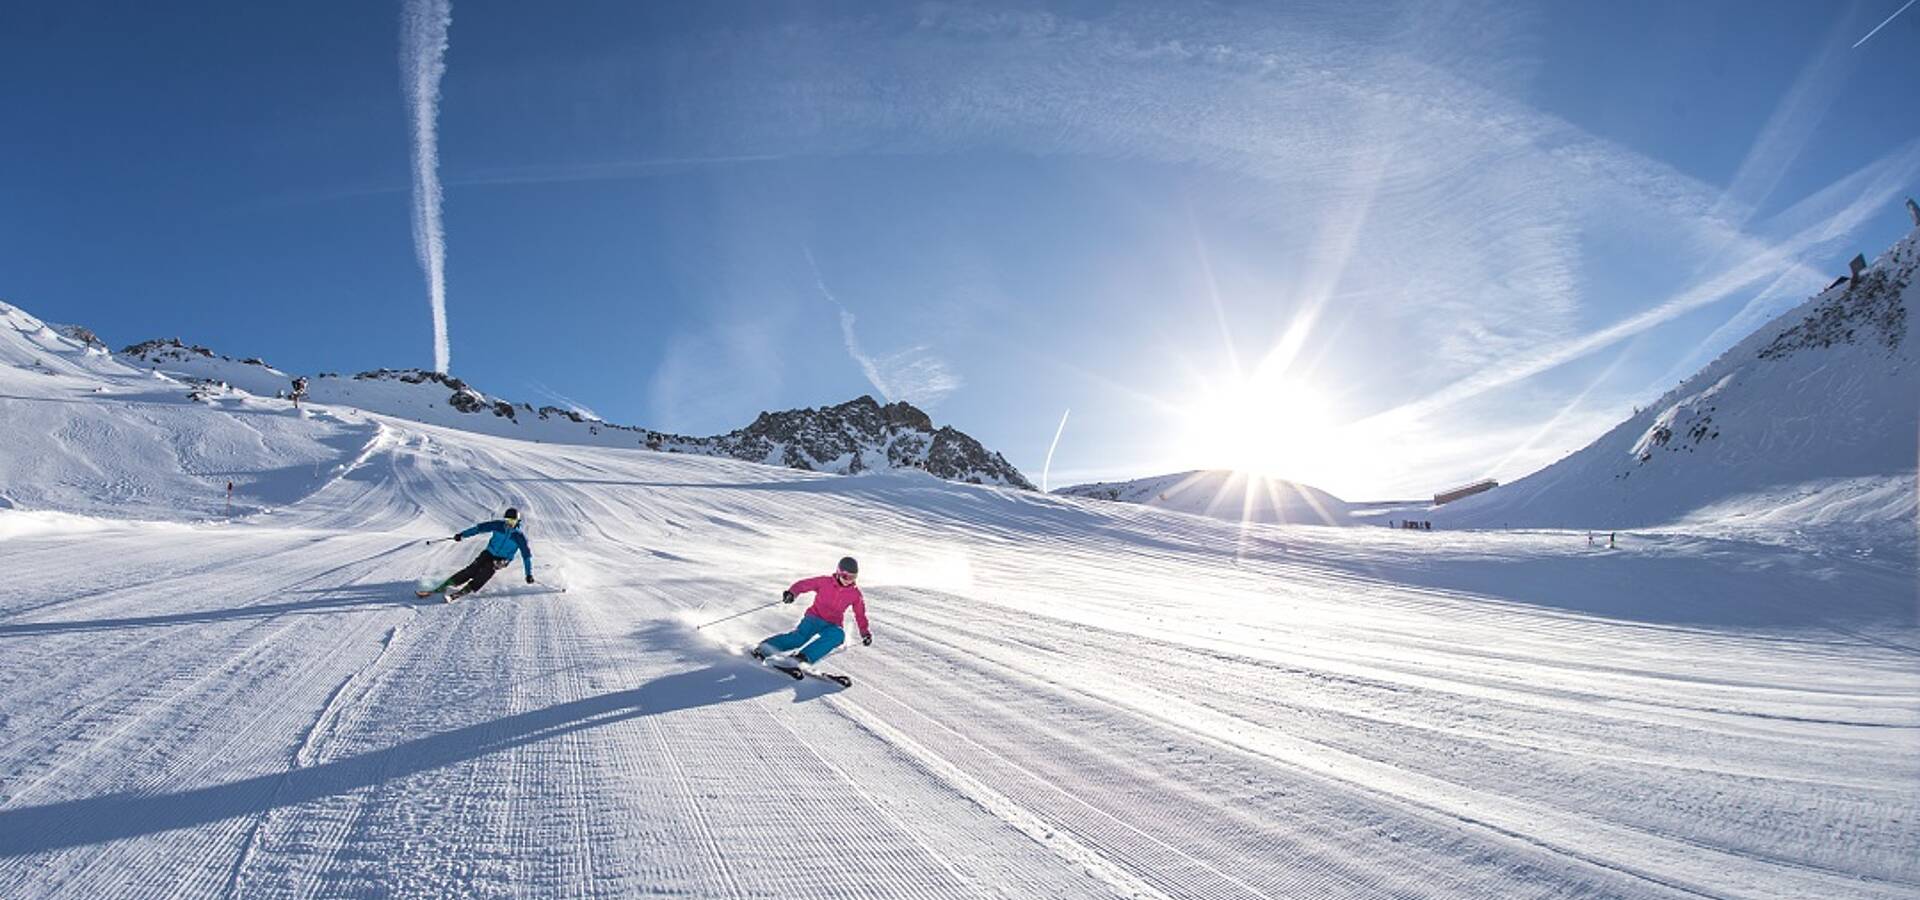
[243,155,789,210]
[1362,142,1920,431]
[446,154,788,188]
[878,346,963,408]
[651,6,1725,377]
[645,322,784,436]
[526,381,602,421]
[401,0,453,373]
[807,247,962,409]
[835,307,893,399]
[1712,14,1858,226]
[1854,0,1917,48]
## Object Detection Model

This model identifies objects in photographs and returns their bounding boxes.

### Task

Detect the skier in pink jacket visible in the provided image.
[754,556,871,671]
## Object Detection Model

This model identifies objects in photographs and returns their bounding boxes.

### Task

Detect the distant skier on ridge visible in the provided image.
[420,507,535,601]
[753,556,871,675]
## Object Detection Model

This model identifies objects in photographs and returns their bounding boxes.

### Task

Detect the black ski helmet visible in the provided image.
[504,507,520,520]
[837,556,859,575]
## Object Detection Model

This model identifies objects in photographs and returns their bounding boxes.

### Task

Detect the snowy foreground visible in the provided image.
[2,352,1918,898]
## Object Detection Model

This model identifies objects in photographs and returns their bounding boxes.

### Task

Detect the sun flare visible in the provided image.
[1181,373,1344,483]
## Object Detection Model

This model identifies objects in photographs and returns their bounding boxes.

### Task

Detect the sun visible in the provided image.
[1181,372,1342,481]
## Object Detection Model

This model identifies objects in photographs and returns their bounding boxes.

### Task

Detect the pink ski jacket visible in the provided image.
[789,575,870,636]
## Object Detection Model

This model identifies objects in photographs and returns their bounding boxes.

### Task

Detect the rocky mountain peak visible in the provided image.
[121,338,217,362]
[653,395,1033,489]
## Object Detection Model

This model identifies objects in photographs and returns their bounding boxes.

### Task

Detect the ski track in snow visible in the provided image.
[0,398,1916,897]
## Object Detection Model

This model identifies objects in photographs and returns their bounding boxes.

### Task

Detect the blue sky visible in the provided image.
[5,0,1918,499]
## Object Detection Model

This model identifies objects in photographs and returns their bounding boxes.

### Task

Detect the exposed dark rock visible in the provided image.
[447,389,486,414]
[1758,263,1911,361]
[926,426,1029,487]
[55,324,106,350]
[121,338,216,360]
[353,368,469,391]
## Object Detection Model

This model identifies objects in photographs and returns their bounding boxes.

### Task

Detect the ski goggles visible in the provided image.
[835,570,857,584]
[503,516,520,527]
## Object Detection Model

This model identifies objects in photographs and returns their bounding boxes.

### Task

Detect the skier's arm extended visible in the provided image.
[852,592,870,640]
[456,520,504,540]
[515,532,533,580]
[787,575,831,597]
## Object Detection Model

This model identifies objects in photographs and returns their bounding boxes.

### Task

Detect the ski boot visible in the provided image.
[766,653,808,680]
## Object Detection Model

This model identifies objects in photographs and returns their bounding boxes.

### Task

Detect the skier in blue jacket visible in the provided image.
[420,507,534,600]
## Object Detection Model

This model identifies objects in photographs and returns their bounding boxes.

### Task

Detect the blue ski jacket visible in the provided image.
[458,519,533,578]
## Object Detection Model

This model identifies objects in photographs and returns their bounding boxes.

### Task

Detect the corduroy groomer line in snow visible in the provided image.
[401,0,453,374]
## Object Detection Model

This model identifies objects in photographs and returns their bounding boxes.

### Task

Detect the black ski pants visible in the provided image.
[450,551,509,592]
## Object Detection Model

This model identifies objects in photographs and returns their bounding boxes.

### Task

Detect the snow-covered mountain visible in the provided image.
[115,338,1032,488]
[1054,469,1352,525]
[1439,220,1920,536]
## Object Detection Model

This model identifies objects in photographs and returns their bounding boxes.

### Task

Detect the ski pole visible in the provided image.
[691,600,781,630]
[422,536,456,545]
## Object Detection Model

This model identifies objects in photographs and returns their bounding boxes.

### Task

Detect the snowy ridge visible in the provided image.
[1440,222,1920,536]
[0,303,383,520]
[1054,469,1352,526]
[114,339,1031,488]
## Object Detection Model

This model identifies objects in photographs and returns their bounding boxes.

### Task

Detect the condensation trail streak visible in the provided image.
[402,0,453,373]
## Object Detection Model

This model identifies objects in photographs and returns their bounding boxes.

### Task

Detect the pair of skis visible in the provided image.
[750,646,852,688]
[415,584,567,603]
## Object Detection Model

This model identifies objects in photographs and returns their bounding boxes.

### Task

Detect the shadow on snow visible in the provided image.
[0,582,428,637]
[0,624,827,857]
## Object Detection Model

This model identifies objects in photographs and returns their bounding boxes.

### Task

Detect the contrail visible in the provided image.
[806,246,892,400]
[836,308,893,401]
[401,0,453,373]
[1854,0,1916,47]
[1041,408,1070,493]
[804,245,960,408]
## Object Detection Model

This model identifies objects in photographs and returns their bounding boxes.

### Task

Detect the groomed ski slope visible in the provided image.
[2,399,1918,896]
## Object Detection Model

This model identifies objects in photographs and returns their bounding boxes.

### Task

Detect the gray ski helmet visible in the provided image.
[837,556,859,575]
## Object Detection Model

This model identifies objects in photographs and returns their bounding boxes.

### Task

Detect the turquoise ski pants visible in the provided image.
[762,614,845,662]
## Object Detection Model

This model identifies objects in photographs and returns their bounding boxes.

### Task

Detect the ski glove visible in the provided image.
[861,633,873,647]
[526,575,535,584]
[453,533,463,542]
[782,590,796,604]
